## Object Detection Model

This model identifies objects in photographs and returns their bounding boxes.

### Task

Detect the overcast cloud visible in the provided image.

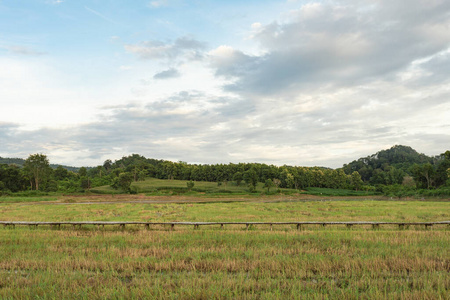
[0,0,449,168]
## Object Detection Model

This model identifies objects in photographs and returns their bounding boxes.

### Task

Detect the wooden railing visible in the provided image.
[0,221,449,230]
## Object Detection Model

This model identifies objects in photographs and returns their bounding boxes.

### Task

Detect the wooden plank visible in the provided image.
[0,221,448,230]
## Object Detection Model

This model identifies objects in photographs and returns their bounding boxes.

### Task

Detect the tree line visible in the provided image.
[0,145,449,195]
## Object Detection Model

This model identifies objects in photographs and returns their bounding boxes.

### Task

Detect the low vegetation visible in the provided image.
[0,198,448,299]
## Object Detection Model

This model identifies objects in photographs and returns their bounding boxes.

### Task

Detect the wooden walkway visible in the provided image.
[0,221,449,230]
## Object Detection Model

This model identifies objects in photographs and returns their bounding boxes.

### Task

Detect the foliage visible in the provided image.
[23,154,51,191]
[350,171,364,191]
[263,179,274,192]
[0,164,27,192]
[111,172,133,192]
[1,146,448,196]
[186,180,195,191]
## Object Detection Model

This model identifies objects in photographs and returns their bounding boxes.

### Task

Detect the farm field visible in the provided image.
[0,196,449,299]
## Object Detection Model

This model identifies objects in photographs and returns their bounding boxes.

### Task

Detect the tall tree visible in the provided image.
[350,171,364,191]
[23,154,50,190]
[264,179,274,193]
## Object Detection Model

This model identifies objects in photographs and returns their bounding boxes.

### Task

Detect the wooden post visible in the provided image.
[270,224,273,231]
[346,224,353,229]
[220,224,224,229]
[246,224,249,231]
[297,224,301,231]
[171,224,175,231]
[145,224,150,230]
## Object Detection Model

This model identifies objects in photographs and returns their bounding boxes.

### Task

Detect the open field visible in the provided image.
[0,196,449,299]
[0,197,449,223]
[91,178,380,197]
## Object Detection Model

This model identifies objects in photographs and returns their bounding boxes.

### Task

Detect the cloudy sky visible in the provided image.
[1,0,449,168]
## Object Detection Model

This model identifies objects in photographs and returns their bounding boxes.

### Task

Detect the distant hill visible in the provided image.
[342,145,435,183]
[1,145,443,180]
[0,157,79,172]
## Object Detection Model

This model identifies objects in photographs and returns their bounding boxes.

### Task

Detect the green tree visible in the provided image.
[54,166,70,181]
[103,159,112,172]
[350,171,363,191]
[233,171,243,186]
[23,154,51,190]
[244,169,258,188]
[96,166,103,178]
[410,163,435,189]
[80,176,91,190]
[138,170,146,181]
[187,180,195,191]
[263,179,274,193]
[111,172,133,192]
[0,164,26,192]
[78,167,87,177]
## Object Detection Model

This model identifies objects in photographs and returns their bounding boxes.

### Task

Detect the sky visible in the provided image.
[0,0,449,168]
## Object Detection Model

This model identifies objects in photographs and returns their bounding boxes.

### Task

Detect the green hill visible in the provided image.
[342,145,437,184]
[0,157,79,172]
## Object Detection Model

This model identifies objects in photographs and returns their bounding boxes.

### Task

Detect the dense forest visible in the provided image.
[0,145,449,196]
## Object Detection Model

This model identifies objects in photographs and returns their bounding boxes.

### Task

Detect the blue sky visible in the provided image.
[1,0,449,167]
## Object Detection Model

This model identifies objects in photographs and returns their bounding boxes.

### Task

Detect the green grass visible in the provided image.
[0,200,448,223]
[91,178,298,196]
[302,187,379,196]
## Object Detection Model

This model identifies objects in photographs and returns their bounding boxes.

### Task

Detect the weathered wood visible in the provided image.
[0,221,448,231]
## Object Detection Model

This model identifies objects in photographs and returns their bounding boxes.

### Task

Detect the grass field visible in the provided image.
[90,178,379,197]
[0,193,449,299]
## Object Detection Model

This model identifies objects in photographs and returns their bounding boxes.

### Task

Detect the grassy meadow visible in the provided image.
[0,227,448,299]
[90,177,379,197]
[0,181,449,298]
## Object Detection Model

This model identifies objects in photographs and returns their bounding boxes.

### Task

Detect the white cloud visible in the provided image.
[153,68,181,79]
[125,36,205,65]
[1,0,449,168]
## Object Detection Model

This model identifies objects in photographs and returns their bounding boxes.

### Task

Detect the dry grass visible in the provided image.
[0,197,448,298]
[0,226,448,299]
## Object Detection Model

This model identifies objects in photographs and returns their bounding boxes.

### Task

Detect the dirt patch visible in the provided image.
[20,194,387,205]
